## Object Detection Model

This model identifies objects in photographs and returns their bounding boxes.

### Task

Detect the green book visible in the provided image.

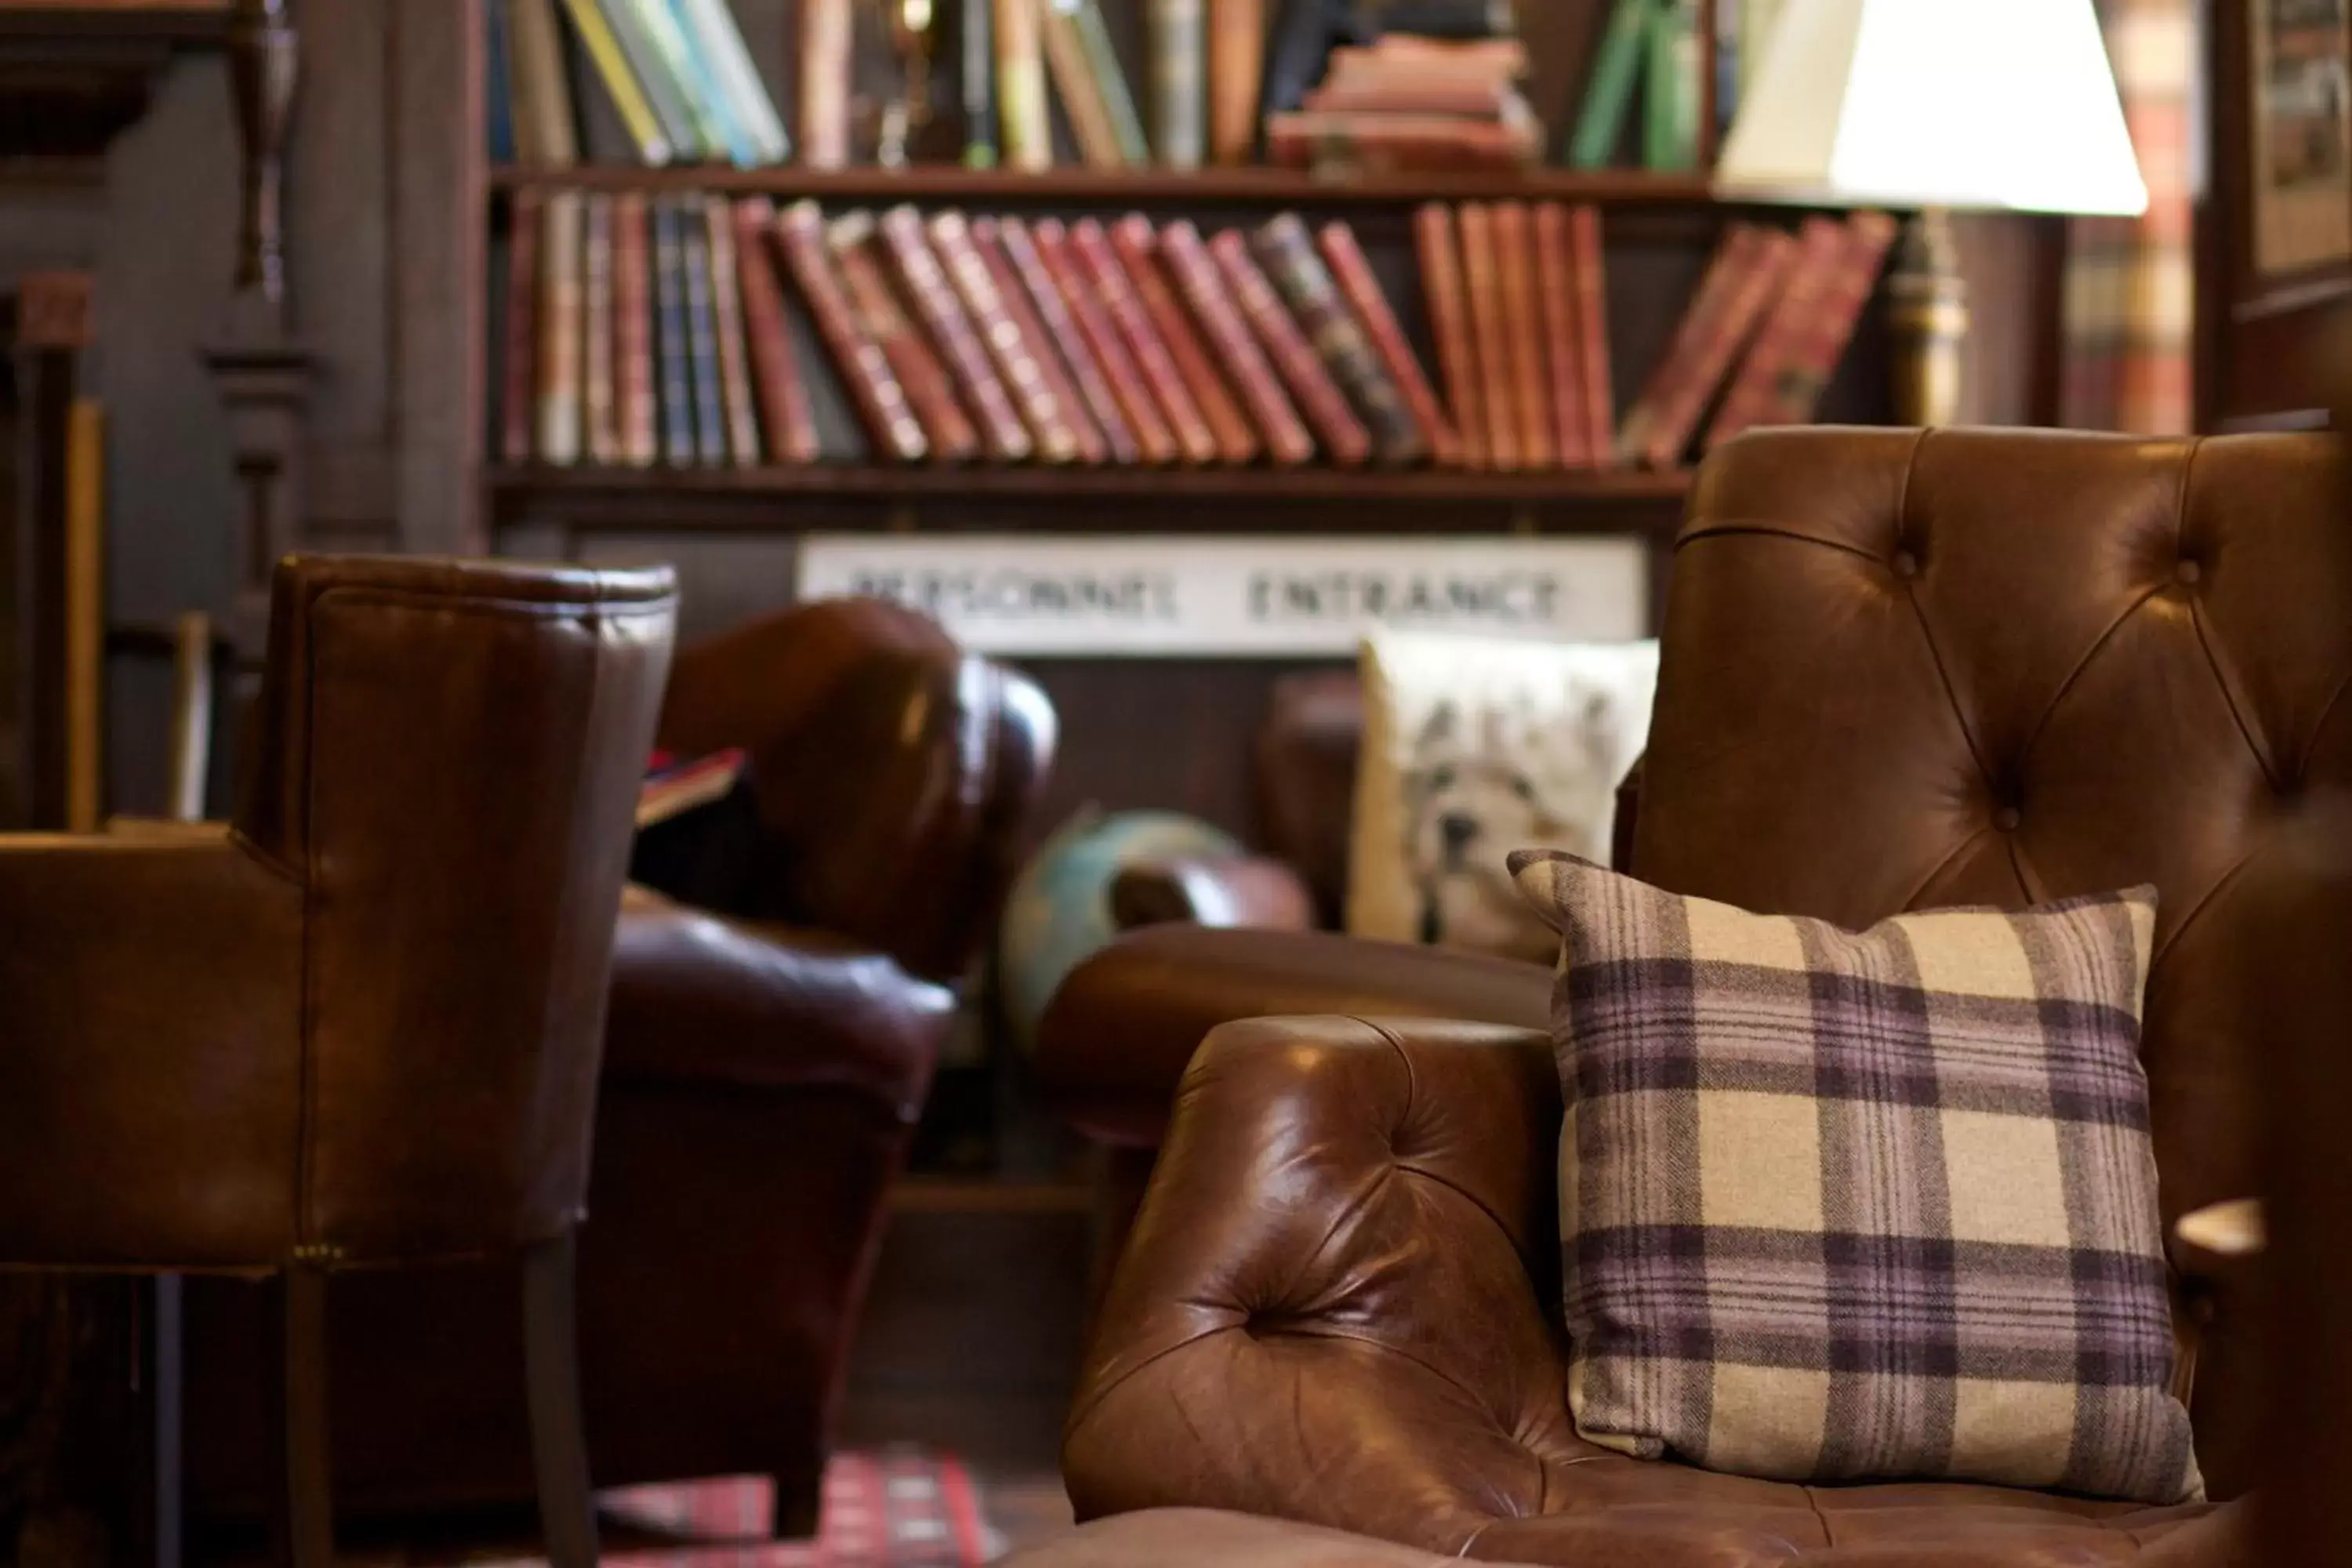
[1644,0,1701,172]
[1567,0,1653,170]
[1070,0,1149,165]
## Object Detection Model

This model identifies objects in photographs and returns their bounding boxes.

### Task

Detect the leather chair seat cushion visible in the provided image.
[605,885,953,1110]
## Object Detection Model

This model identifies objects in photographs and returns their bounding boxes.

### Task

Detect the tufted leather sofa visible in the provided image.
[183,598,1057,1532]
[1058,427,2346,1563]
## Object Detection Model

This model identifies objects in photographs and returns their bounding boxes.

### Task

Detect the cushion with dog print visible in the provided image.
[1345,628,1657,962]
[1507,850,2201,1504]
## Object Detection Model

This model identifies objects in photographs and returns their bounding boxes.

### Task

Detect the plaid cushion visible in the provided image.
[1508,851,2201,1504]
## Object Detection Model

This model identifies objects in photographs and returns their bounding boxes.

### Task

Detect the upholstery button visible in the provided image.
[2176,560,2203,586]
[1994,807,2022,833]
[1891,550,1919,579]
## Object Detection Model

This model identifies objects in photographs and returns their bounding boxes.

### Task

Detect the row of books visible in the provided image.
[495,191,1893,474]
[1418,201,1896,474]
[488,0,789,168]
[496,196,1465,469]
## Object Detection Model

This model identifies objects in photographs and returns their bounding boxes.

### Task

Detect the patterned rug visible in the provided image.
[488,1450,1000,1566]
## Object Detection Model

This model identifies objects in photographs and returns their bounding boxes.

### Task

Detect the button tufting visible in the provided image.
[1891,550,1920,579]
[2176,560,2203,586]
[1994,807,2022,833]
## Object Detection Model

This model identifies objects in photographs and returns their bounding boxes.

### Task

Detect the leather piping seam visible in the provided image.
[2149,840,2262,971]
[1359,1017,1543,1268]
[1672,523,1886,567]
[1896,824,1998,912]
[1889,433,1999,796]
[2302,665,2352,775]
[2015,580,2171,782]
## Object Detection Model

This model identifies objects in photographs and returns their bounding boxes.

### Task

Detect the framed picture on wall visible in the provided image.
[2250,0,2352,278]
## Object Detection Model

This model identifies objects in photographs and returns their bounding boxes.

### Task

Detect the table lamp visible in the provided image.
[1711,0,2150,427]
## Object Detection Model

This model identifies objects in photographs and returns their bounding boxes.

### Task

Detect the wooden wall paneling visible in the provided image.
[390,0,486,558]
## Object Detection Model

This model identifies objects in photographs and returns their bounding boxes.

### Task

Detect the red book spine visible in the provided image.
[1067,218,1218,466]
[502,187,543,465]
[1315,220,1458,467]
[1209,229,1372,467]
[1632,226,1798,470]
[1617,225,1752,467]
[1704,215,1849,451]
[877,205,1033,463]
[831,212,982,463]
[770,202,928,464]
[1534,203,1589,470]
[1570,205,1615,470]
[1457,203,1520,471]
[1414,203,1486,470]
[614,192,659,468]
[732,197,820,464]
[1158,220,1313,466]
[1109,216,1260,465]
[993,216,1138,465]
[535,189,584,466]
[1762,210,1896,427]
[702,195,763,466]
[969,216,1112,465]
[930,209,1087,465]
[1492,201,1555,469]
[583,192,619,465]
[1028,218,1177,466]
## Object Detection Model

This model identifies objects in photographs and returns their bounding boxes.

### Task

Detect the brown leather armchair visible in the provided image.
[185,597,1057,1535]
[1058,428,2346,1563]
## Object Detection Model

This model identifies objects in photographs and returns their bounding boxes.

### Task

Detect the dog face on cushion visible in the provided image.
[1403,689,1621,960]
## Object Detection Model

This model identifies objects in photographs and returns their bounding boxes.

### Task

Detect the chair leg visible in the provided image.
[522,1233,599,1568]
[266,1264,335,1568]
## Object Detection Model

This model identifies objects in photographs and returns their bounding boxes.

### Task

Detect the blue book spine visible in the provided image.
[658,0,760,166]
[678,205,728,466]
[485,0,519,163]
[652,197,696,466]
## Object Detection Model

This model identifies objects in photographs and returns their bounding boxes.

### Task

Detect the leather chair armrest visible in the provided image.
[1033,925,1552,1149]
[1108,855,1319,932]
[604,885,953,1116]
[1065,1014,1595,1554]
[0,826,305,1265]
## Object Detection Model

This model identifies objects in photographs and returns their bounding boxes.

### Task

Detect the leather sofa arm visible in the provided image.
[1033,924,1551,1149]
[1108,855,1319,932]
[603,886,953,1115]
[1064,1014,1599,1554]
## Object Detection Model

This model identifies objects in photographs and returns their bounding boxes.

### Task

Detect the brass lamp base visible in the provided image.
[1886,208,1970,429]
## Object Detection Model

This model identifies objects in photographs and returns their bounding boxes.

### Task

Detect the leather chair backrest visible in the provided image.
[237,555,677,1261]
[1254,670,1364,923]
[1632,426,2350,1495]
[655,596,1058,983]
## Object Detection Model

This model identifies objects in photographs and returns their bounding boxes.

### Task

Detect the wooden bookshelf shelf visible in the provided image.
[486,163,1730,209]
[489,463,1694,531]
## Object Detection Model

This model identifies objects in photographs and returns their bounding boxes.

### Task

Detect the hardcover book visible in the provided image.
[830,212,983,463]
[1159,220,1313,466]
[931,209,1084,464]
[651,194,698,466]
[771,201,928,463]
[614,191,659,466]
[501,188,543,466]
[1456,201,1521,469]
[587,0,706,161]
[970,216,1112,463]
[583,191,620,465]
[1316,222,1458,468]
[1207,0,1265,165]
[1025,217,1178,464]
[1570,205,1616,466]
[1534,202,1590,470]
[615,0,738,162]
[961,0,1000,165]
[1703,213,1845,449]
[1041,0,1129,167]
[998,0,1053,172]
[1414,202,1486,468]
[878,205,1035,463]
[678,203,729,466]
[1109,216,1259,465]
[673,0,791,163]
[1148,0,1206,169]
[702,194,763,465]
[1621,223,1797,469]
[800,0,855,169]
[1491,201,1555,469]
[1254,212,1425,464]
[1210,227,1373,467]
[733,197,821,465]
[510,0,581,166]
[1066,217,1216,464]
[535,189,585,466]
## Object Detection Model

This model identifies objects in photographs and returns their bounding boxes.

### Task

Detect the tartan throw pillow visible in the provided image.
[1508,851,2201,1504]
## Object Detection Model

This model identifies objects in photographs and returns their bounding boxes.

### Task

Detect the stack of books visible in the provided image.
[488,0,789,168]
[494,193,1892,475]
[1267,36,1541,174]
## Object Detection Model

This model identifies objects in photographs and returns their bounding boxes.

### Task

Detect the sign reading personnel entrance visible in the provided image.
[797,535,1648,656]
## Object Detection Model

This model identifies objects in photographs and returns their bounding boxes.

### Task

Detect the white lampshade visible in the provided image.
[1713,0,2151,217]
